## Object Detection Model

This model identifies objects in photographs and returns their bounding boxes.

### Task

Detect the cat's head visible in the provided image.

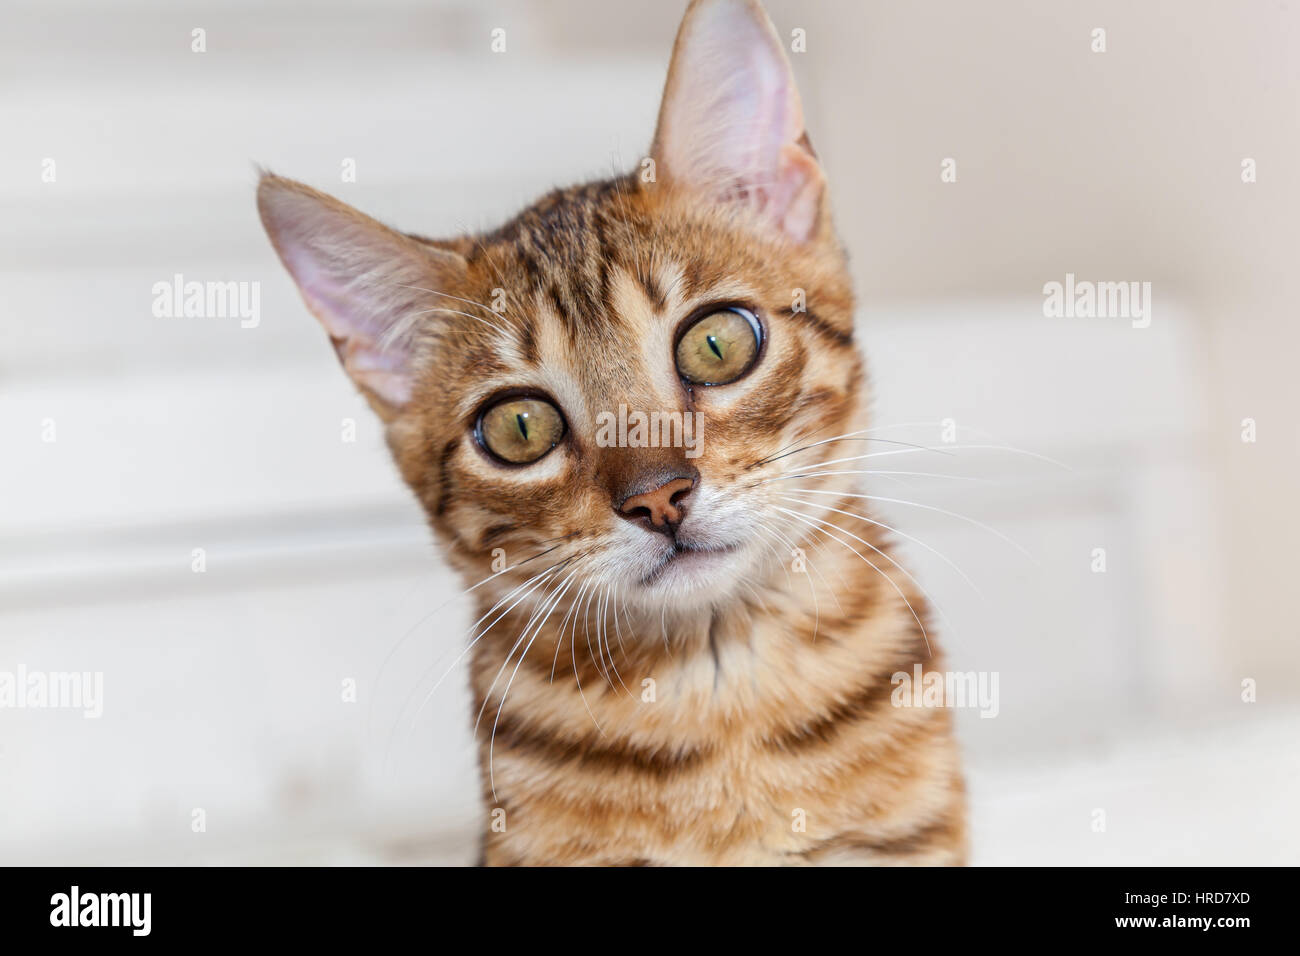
[258,0,863,616]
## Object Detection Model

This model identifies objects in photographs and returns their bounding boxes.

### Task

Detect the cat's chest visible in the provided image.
[474,582,947,864]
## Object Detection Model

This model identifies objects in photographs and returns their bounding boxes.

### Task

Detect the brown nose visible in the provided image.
[619,476,695,534]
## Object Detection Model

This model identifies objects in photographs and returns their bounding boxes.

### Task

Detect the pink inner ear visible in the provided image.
[278,229,416,409]
[771,142,824,242]
[655,0,823,240]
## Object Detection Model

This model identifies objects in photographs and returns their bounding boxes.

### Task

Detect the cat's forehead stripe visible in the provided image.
[481,176,648,336]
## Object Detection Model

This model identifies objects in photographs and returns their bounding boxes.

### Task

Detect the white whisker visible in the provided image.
[487,569,583,799]
[783,487,1036,562]
[776,506,933,658]
[779,493,985,600]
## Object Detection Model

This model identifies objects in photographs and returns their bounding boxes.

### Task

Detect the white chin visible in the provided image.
[632,546,750,605]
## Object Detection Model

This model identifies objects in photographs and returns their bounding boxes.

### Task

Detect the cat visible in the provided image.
[257,0,967,866]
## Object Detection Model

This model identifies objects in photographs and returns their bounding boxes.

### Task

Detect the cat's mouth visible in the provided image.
[638,540,741,588]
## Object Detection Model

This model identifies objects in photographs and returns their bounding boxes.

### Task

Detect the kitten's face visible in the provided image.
[388,181,860,613]
[258,0,860,616]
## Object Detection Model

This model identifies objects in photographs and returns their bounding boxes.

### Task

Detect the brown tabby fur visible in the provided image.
[258,0,966,866]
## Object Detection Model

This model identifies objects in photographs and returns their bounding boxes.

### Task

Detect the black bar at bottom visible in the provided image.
[0,866,1278,942]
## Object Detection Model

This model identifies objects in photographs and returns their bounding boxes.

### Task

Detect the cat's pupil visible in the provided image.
[516,413,529,440]
[706,334,724,361]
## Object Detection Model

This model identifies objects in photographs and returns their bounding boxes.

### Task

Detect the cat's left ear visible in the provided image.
[650,0,824,242]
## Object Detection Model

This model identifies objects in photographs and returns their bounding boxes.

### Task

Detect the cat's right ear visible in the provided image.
[256,172,466,419]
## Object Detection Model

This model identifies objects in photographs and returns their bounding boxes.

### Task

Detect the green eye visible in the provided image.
[675,307,762,385]
[477,397,565,464]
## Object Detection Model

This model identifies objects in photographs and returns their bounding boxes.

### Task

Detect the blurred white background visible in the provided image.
[2,0,1297,865]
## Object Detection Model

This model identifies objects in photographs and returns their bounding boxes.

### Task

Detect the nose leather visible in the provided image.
[619,476,695,530]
